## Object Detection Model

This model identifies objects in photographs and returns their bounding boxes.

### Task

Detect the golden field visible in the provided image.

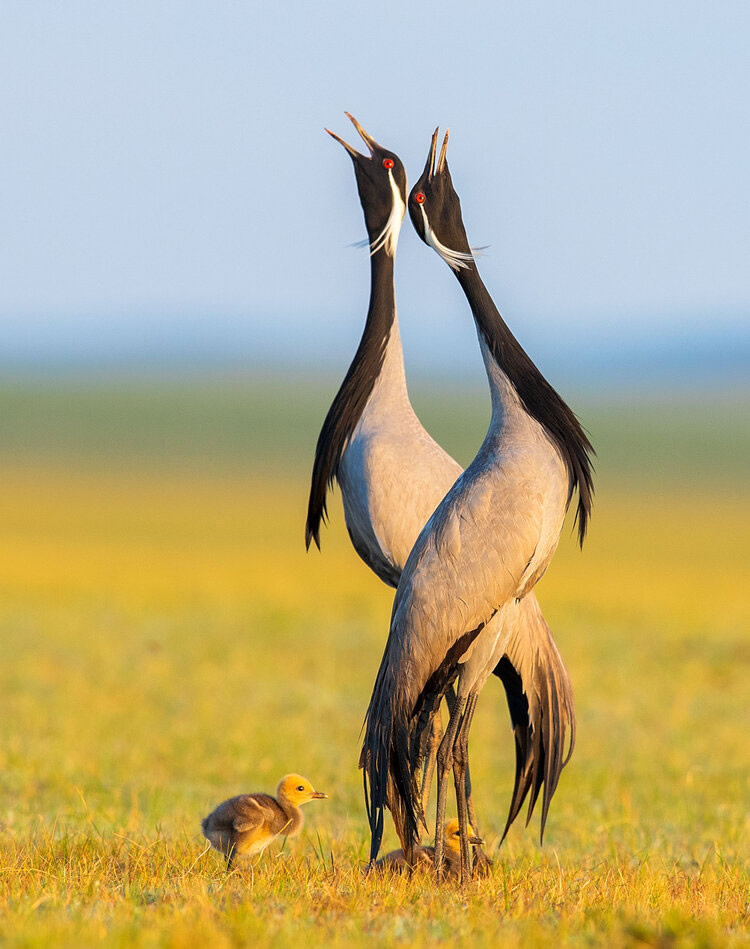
[0,379,748,946]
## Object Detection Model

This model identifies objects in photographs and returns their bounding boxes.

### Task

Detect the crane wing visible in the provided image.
[393,468,549,710]
[363,462,554,860]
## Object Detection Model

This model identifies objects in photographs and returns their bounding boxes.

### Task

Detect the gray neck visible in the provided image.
[365,310,411,412]
[477,330,536,436]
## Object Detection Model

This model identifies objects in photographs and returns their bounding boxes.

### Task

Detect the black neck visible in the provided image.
[455,263,594,546]
[365,248,396,342]
[305,247,397,550]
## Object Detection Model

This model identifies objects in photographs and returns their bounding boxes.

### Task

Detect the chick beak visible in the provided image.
[311,791,328,799]
[468,835,484,846]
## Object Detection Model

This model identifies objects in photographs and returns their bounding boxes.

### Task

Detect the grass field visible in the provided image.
[0,377,748,947]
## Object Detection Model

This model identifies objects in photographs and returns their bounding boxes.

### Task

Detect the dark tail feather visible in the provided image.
[362,619,486,862]
[493,596,576,844]
[361,677,422,865]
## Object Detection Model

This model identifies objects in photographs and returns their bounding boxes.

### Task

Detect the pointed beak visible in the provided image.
[437,128,450,173]
[419,127,450,181]
[325,127,360,159]
[325,113,381,161]
[421,127,439,180]
[311,791,328,799]
[469,834,484,846]
[344,112,380,154]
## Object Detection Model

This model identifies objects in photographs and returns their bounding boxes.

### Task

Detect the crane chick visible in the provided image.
[375,818,484,879]
[202,773,328,869]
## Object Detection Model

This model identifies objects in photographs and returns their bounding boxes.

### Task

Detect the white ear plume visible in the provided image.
[362,170,405,257]
[420,205,475,271]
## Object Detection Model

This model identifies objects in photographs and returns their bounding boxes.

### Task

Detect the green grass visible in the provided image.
[0,378,748,946]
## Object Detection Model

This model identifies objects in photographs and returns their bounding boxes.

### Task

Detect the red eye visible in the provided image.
[383,158,394,169]
[415,192,425,204]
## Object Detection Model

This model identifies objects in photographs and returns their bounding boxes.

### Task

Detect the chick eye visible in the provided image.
[297,785,305,792]
[383,158,394,169]
[415,192,425,204]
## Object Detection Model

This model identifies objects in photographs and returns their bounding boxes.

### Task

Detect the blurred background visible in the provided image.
[2,0,749,382]
[0,0,748,921]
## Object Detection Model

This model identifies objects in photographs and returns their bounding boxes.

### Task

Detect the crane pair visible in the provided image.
[306,115,594,882]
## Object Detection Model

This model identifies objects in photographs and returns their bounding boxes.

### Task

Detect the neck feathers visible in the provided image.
[305,252,397,549]
[457,267,594,546]
[276,797,304,835]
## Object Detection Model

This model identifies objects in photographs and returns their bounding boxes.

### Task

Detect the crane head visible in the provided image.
[326,114,407,257]
[408,128,475,272]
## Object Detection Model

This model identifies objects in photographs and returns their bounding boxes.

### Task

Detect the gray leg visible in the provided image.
[447,688,491,874]
[420,710,442,825]
[434,694,466,880]
[453,693,477,882]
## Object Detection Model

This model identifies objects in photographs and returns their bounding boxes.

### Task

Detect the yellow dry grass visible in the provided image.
[0,393,749,946]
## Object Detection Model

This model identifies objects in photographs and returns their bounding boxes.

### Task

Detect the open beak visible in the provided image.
[420,127,450,180]
[325,113,380,159]
[437,128,449,173]
[420,127,439,180]
[311,791,328,799]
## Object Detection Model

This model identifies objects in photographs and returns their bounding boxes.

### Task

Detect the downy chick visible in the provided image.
[375,818,484,879]
[202,773,328,868]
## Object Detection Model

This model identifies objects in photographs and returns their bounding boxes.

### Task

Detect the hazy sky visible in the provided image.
[2,1,748,372]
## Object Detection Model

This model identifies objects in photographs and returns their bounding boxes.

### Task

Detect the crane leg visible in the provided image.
[433,693,466,880]
[453,692,477,882]
[421,681,462,820]
[446,687,492,874]
[420,709,442,824]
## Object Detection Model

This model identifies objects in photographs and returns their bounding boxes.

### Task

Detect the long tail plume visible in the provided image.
[493,595,576,843]
[361,663,423,865]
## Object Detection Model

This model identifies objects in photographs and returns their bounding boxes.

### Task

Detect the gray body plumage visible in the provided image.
[337,318,461,583]
[386,347,568,720]
[360,127,592,873]
[318,250,575,864]
[309,118,580,875]
[363,350,572,855]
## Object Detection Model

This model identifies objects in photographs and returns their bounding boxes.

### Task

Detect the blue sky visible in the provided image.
[2,1,748,376]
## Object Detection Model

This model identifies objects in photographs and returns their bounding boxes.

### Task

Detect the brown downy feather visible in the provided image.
[201,775,327,865]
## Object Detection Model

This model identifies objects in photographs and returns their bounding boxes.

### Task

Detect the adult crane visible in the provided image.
[306,116,576,871]
[361,129,594,880]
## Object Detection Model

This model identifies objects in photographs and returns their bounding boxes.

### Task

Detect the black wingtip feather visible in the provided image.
[361,627,480,865]
[304,507,324,552]
[494,613,576,847]
[305,188,398,552]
